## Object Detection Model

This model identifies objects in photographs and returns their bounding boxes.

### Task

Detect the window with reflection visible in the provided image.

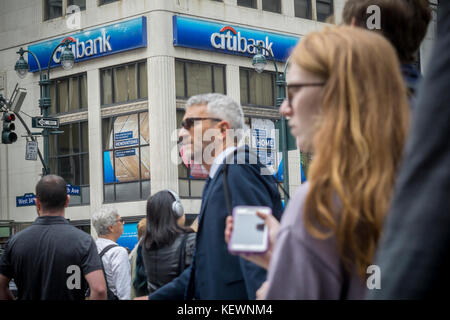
[49,73,87,115]
[49,121,89,205]
[102,111,150,202]
[101,61,147,106]
[175,60,226,99]
[240,68,276,108]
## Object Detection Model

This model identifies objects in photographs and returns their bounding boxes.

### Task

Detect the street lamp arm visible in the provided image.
[46,37,75,78]
[20,49,43,79]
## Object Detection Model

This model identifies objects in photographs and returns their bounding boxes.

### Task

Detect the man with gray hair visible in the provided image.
[92,206,131,300]
[146,93,283,300]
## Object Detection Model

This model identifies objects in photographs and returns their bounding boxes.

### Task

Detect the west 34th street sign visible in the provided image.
[31,116,59,129]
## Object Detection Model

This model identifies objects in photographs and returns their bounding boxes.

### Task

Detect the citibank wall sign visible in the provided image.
[28,17,147,72]
[173,16,299,62]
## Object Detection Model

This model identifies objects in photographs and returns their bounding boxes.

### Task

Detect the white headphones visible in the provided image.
[166,189,184,218]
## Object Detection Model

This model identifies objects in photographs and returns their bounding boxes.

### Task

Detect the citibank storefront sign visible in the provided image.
[173,16,299,61]
[28,17,147,72]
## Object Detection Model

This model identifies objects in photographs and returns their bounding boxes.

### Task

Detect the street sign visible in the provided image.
[25,140,38,161]
[31,116,59,129]
[16,193,36,207]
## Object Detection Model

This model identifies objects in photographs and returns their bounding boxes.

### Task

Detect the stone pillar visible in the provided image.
[87,68,102,238]
[147,56,178,194]
[226,64,241,104]
[282,0,296,17]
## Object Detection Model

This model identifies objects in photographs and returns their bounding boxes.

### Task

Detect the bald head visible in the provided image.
[35,175,68,212]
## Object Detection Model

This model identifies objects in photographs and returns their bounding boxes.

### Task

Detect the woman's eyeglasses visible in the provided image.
[180,117,222,130]
[286,83,325,108]
[116,217,125,224]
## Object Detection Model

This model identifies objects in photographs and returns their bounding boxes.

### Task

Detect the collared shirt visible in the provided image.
[0,216,102,300]
[95,238,131,300]
[208,146,237,179]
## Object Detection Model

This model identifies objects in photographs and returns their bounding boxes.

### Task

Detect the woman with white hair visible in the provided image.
[92,206,131,300]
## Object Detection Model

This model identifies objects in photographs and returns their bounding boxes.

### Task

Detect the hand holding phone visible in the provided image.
[228,206,271,254]
[225,206,280,270]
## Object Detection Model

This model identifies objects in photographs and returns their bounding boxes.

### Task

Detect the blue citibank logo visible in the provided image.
[28,16,147,72]
[173,16,299,62]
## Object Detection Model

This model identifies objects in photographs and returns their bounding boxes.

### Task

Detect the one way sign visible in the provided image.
[32,116,60,129]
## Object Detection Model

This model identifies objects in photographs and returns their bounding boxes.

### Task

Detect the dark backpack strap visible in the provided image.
[178,233,189,275]
[99,244,119,300]
[99,244,118,258]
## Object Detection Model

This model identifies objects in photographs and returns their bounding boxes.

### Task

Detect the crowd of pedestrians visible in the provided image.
[0,0,449,300]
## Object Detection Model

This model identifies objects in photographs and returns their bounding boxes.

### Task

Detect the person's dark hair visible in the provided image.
[143,190,192,250]
[35,175,67,211]
[342,0,432,62]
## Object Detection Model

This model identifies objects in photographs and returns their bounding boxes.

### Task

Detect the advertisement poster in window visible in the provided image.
[250,118,281,176]
[104,113,150,183]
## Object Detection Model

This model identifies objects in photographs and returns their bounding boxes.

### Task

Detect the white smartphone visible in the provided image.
[228,206,271,254]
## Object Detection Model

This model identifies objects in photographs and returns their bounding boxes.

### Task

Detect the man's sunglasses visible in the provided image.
[180,117,222,130]
[116,217,125,224]
[286,83,325,108]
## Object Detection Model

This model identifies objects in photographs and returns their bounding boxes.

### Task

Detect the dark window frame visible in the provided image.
[316,0,334,22]
[102,110,150,203]
[99,0,119,6]
[262,0,282,13]
[237,0,257,9]
[50,72,87,115]
[239,67,278,109]
[100,60,148,107]
[44,0,63,21]
[67,0,86,11]
[294,0,312,20]
[175,59,227,99]
[49,120,90,206]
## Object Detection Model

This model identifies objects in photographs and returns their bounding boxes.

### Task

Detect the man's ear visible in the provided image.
[35,198,41,215]
[219,121,231,136]
[351,17,357,26]
[64,195,71,208]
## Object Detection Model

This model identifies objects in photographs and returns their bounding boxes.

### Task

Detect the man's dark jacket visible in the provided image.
[367,2,450,299]
[150,145,283,300]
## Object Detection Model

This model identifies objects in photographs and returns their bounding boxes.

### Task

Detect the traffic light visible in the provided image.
[2,112,17,144]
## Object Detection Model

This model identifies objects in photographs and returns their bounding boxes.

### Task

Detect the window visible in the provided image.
[262,0,281,13]
[294,0,312,19]
[49,73,87,115]
[49,121,90,205]
[68,0,86,10]
[237,0,257,9]
[101,61,147,106]
[244,116,286,199]
[102,111,150,202]
[44,0,63,20]
[99,0,119,5]
[316,0,334,22]
[240,68,276,107]
[176,110,207,198]
[175,60,226,99]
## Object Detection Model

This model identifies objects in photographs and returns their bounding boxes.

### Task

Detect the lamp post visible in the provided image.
[252,45,291,204]
[14,37,75,176]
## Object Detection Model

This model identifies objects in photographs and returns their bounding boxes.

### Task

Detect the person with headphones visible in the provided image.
[140,190,196,294]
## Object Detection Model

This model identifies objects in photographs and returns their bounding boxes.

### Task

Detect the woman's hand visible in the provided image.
[224,211,280,270]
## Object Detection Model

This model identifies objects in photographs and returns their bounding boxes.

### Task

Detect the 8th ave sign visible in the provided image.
[31,116,60,129]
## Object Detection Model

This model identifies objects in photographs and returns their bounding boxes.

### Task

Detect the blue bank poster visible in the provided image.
[117,222,138,252]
